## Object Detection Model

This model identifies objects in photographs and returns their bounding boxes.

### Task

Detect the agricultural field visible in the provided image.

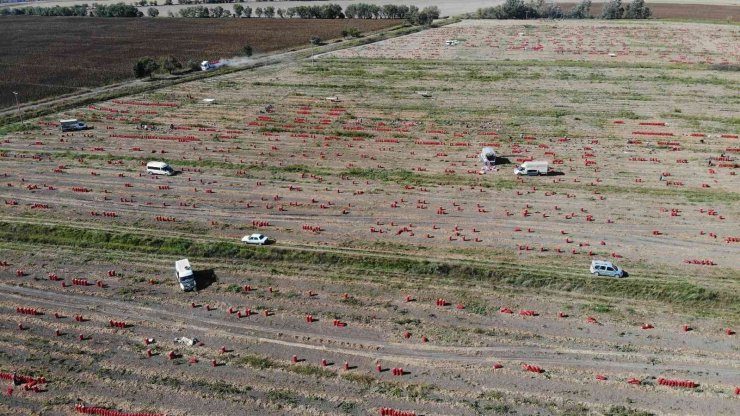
[1,19,739,416]
[0,16,402,109]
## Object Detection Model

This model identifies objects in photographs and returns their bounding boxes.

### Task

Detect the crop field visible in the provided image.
[1,19,739,416]
[0,16,402,110]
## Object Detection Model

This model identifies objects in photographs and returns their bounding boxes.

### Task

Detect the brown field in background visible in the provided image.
[558,2,738,21]
[0,16,402,109]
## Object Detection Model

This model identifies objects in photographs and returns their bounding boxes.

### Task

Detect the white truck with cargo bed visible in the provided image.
[175,259,196,291]
[514,161,549,176]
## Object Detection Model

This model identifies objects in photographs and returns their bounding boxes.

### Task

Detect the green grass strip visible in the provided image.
[1,221,735,319]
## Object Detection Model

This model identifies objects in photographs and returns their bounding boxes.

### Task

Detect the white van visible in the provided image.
[60,119,87,132]
[146,161,174,176]
[175,259,196,291]
[590,260,625,278]
[514,161,549,176]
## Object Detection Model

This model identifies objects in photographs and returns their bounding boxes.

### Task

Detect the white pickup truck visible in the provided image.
[175,259,196,291]
[514,161,549,176]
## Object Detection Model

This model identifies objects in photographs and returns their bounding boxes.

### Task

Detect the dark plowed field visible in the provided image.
[0,16,402,109]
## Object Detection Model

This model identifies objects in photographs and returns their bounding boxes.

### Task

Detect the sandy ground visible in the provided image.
[0,19,738,416]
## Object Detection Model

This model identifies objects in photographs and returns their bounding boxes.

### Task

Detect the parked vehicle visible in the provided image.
[60,119,87,132]
[175,259,196,291]
[146,161,174,176]
[241,233,270,245]
[590,260,625,278]
[174,337,198,346]
[514,161,549,176]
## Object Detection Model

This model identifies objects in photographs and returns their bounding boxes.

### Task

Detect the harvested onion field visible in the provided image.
[0,19,738,416]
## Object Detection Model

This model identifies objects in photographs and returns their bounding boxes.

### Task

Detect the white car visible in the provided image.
[590,260,624,278]
[241,233,269,245]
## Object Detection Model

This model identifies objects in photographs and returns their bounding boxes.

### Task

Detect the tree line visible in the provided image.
[133,56,195,78]
[180,3,440,24]
[180,3,344,19]
[473,0,651,20]
[2,2,440,24]
[1,3,142,17]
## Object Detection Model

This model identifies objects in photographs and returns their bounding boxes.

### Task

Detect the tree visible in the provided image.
[346,3,380,19]
[369,4,381,18]
[162,56,182,74]
[133,57,160,78]
[243,5,251,17]
[567,0,592,18]
[242,45,252,57]
[344,4,359,18]
[624,0,651,19]
[310,36,322,46]
[319,4,344,18]
[147,7,159,17]
[342,27,361,38]
[601,0,624,19]
[532,0,563,18]
[414,6,440,25]
[164,0,172,5]
[276,8,284,18]
[211,5,224,18]
[263,6,274,18]
[179,5,209,17]
[233,3,243,17]
[93,2,143,17]
[186,59,200,72]
[254,7,262,18]
[500,0,537,19]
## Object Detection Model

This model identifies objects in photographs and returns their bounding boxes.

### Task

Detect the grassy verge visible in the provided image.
[1,221,736,320]
[0,122,39,137]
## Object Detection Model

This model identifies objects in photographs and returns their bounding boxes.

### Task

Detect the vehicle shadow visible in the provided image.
[493,156,512,165]
[194,269,218,291]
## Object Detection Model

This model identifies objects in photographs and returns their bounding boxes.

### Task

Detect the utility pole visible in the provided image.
[12,91,22,124]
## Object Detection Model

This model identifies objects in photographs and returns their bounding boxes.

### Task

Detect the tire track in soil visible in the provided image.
[3,283,738,381]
